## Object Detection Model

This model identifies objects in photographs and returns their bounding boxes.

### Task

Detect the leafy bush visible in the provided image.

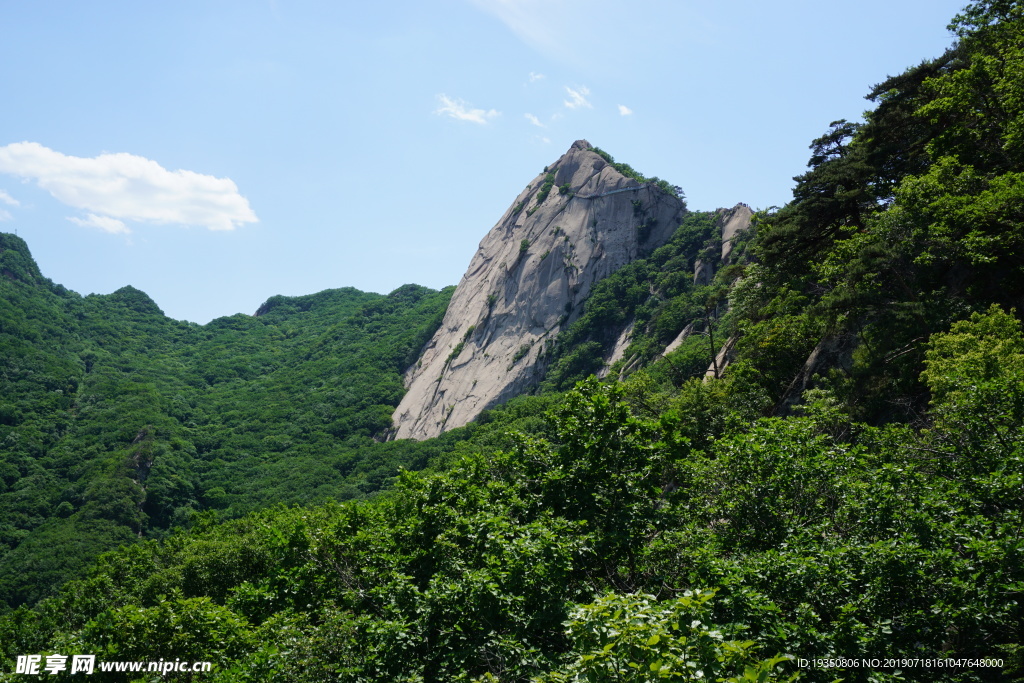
[538,591,795,682]
[536,173,557,204]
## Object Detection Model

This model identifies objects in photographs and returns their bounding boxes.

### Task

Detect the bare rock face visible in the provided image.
[596,322,634,380]
[392,140,686,440]
[692,203,752,286]
[718,203,753,263]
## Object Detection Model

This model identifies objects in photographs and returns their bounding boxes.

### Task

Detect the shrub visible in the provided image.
[536,173,556,204]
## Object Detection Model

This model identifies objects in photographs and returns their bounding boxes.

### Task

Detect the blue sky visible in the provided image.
[1,0,970,323]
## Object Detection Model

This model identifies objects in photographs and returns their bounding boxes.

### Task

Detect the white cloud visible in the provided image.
[0,189,19,206]
[528,71,544,82]
[0,142,257,233]
[435,95,500,125]
[0,209,11,222]
[564,86,592,109]
[618,104,633,116]
[525,113,544,128]
[68,213,130,234]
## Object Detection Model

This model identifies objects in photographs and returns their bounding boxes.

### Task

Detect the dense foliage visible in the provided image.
[2,344,1020,680]
[748,0,1024,424]
[1,1,1023,679]
[0,241,457,609]
[542,210,745,392]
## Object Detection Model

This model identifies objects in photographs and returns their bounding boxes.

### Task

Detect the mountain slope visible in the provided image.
[392,140,687,440]
[0,234,454,608]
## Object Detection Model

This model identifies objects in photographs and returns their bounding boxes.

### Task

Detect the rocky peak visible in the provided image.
[391,142,687,440]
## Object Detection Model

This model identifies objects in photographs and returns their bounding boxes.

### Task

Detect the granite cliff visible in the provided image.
[391,140,687,440]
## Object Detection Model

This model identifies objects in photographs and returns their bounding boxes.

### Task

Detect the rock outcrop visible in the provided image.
[718,203,753,262]
[391,140,686,440]
[596,322,634,379]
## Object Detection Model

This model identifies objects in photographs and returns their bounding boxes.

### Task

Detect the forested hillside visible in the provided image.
[0,239,458,608]
[2,0,1023,680]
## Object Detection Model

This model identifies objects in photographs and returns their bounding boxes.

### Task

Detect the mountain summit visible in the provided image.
[391,140,687,440]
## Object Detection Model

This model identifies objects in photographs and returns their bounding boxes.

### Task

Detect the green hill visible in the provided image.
[0,234,458,608]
